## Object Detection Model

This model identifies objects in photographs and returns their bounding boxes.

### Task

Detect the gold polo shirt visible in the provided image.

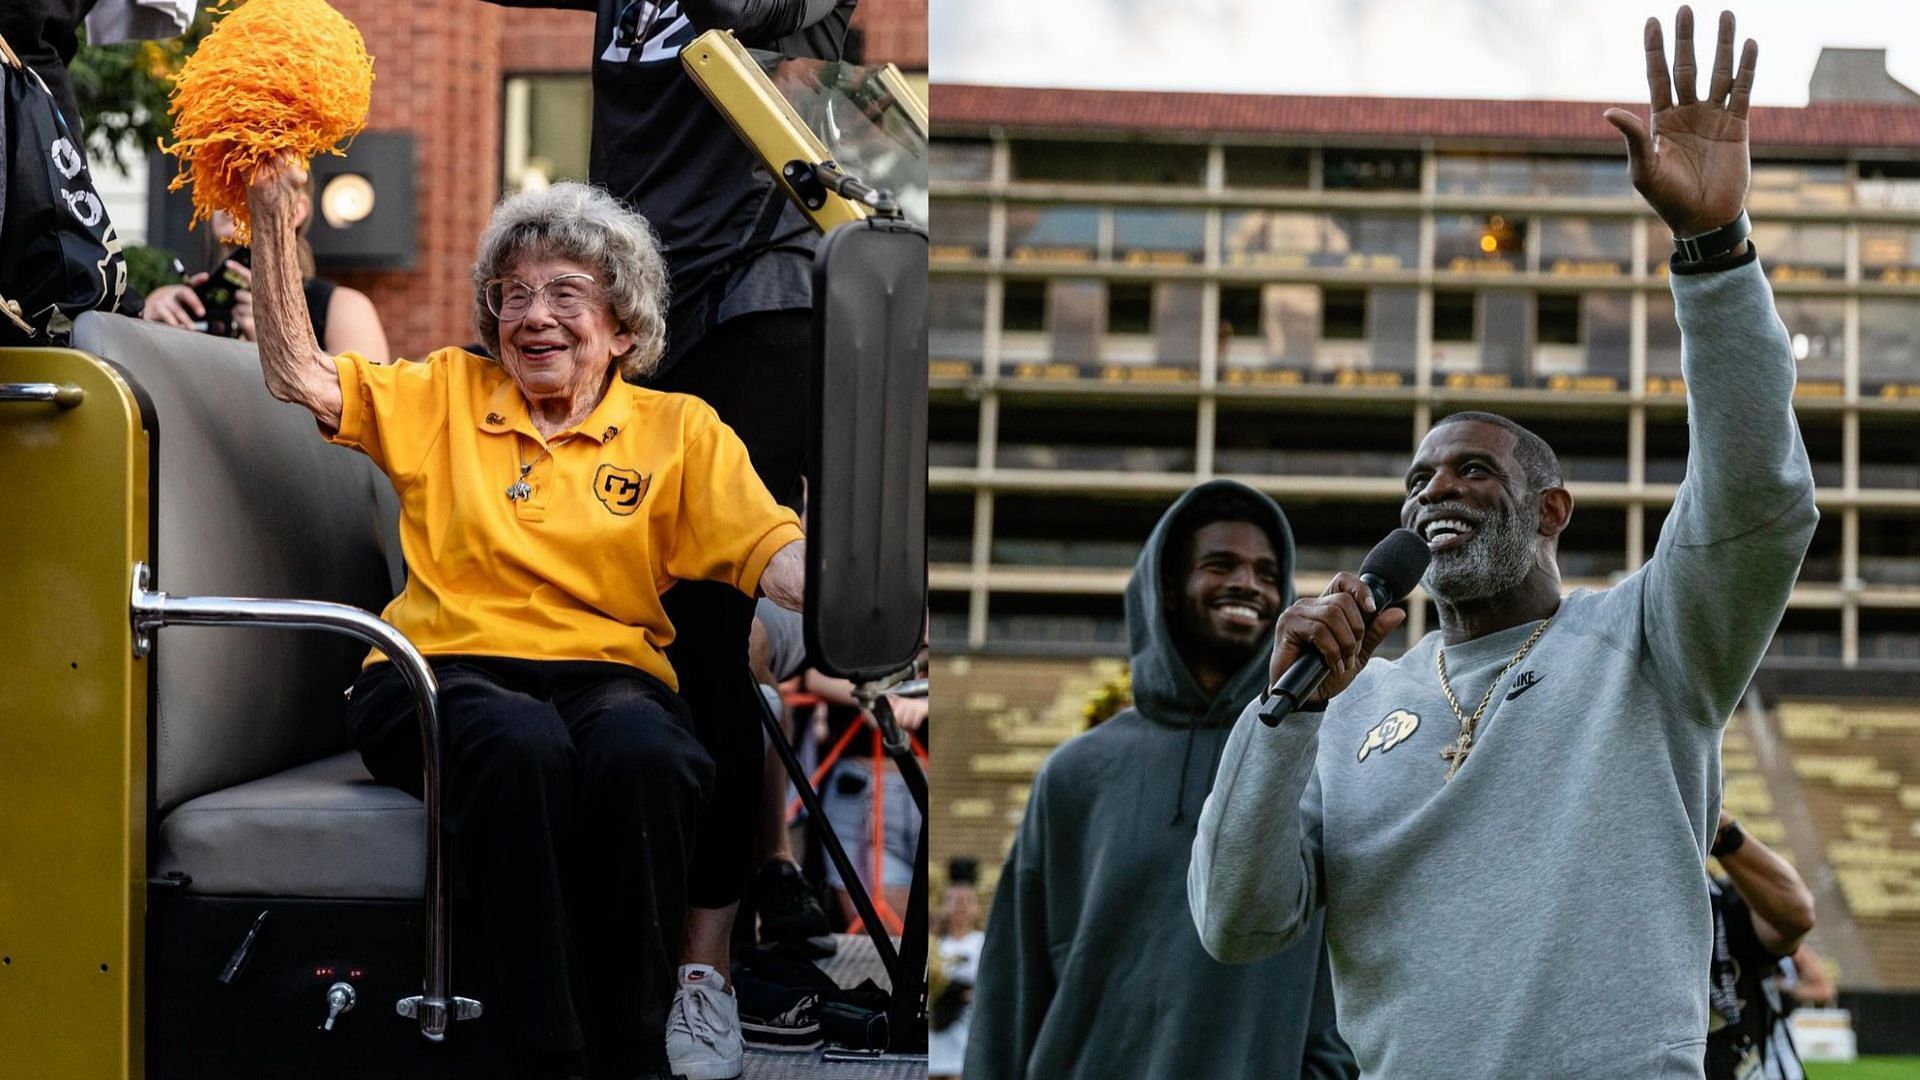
[327,347,805,689]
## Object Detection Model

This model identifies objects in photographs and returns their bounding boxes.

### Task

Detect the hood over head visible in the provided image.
[1127,479,1296,730]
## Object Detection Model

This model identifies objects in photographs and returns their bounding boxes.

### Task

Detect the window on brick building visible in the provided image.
[1321,288,1366,340]
[1224,146,1310,189]
[1106,283,1153,335]
[1323,149,1420,191]
[1011,140,1205,186]
[930,278,988,369]
[1002,280,1047,332]
[1536,293,1580,346]
[1433,291,1475,342]
[927,493,975,565]
[502,76,591,194]
[932,140,993,183]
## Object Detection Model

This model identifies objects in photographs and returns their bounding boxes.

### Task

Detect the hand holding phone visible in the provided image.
[192,248,253,338]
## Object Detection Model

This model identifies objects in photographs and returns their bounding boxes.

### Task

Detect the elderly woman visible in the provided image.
[246,160,805,1080]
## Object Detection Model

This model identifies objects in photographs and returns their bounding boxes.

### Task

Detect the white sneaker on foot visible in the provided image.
[665,964,744,1080]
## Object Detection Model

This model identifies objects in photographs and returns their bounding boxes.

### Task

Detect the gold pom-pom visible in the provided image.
[159,0,375,243]
[1082,669,1133,730]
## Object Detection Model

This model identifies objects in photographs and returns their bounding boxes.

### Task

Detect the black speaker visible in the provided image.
[308,132,416,270]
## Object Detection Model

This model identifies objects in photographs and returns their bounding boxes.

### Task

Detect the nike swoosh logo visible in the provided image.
[1505,671,1544,701]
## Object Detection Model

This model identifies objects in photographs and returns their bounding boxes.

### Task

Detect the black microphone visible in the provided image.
[1258,529,1431,726]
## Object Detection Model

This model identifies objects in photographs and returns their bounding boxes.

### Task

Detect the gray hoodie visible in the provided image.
[1189,257,1818,1079]
[967,480,1356,1080]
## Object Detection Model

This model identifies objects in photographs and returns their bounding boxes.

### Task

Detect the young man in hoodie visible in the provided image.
[967,479,1355,1080]
[1190,10,1818,1077]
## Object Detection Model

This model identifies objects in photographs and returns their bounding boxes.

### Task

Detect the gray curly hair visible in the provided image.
[471,182,671,380]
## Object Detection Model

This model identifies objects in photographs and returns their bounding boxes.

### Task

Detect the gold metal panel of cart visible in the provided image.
[0,349,151,1078]
[872,63,927,140]
[680,29,868,232]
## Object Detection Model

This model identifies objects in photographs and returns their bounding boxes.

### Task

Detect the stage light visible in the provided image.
[307,132,416,269]
[320,173,376,228]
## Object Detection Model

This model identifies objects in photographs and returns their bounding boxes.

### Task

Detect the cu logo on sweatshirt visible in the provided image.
[1357,709,1420,763]
[594,465,649,516]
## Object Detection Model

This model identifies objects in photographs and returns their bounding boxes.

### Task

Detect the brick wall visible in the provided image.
[329,0,504,357]
[500,8,597,73]
[851,0,926,70]
[495,2,929,74]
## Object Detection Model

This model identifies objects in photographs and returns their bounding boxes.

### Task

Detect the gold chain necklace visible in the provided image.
[1436,615,1554,781]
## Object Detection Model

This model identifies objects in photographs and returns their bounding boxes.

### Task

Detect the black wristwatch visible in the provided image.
[1672,210,1751,267]
[1711,819,1747,859]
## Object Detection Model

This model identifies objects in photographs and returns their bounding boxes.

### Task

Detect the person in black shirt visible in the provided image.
[1,0,180,335]
[478,3,857,1077]
[2,0,94,135]
[1707,807,1817,1080]
[141,199,391,362]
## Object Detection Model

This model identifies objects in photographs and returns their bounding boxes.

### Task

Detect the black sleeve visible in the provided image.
[1719,883,1791,965]
[680,0,841,37]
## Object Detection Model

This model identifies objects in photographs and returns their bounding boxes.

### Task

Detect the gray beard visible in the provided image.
[1422,498,1539,602]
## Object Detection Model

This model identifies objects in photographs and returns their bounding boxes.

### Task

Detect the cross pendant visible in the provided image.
[1440,738,1470,775]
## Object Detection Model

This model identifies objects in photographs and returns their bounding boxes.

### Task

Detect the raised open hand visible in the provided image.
[245,154,311,233]
[1603,7,1755,237]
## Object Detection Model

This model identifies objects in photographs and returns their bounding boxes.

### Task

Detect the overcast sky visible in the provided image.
[932,0,1920,107]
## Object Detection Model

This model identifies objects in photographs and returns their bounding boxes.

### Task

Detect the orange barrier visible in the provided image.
[777,696,928,936]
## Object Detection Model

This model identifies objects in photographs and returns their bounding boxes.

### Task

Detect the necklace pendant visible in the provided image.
[506,480,531,502]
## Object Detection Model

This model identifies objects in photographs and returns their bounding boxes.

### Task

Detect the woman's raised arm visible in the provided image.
[246,157,344,431]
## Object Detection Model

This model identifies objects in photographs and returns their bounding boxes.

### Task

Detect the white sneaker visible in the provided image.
[665,964,744,1080]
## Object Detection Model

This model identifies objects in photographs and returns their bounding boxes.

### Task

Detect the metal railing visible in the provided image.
[0,382,85,407]
[128,563,480,1041]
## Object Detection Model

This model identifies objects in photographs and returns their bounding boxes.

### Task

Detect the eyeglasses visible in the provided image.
[485,273,602,320]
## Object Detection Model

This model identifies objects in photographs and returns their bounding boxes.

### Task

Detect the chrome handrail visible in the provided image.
[129,562,480,1040]
[0,382,84,407]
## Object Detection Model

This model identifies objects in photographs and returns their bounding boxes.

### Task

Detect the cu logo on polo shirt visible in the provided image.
[594,465,649,515]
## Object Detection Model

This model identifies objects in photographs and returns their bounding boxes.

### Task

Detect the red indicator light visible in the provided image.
[348,969,364,979]
[315,967,334,977]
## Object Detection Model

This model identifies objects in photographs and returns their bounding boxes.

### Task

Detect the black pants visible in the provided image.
[348,657,713,1074]
[651,308,810,910]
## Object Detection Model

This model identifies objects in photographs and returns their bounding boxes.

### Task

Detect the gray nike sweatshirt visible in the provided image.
[1188,256,1817,1079]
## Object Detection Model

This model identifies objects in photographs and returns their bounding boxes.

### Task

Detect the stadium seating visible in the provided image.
[929,656,1124,893]
[1775,699,1920,987]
